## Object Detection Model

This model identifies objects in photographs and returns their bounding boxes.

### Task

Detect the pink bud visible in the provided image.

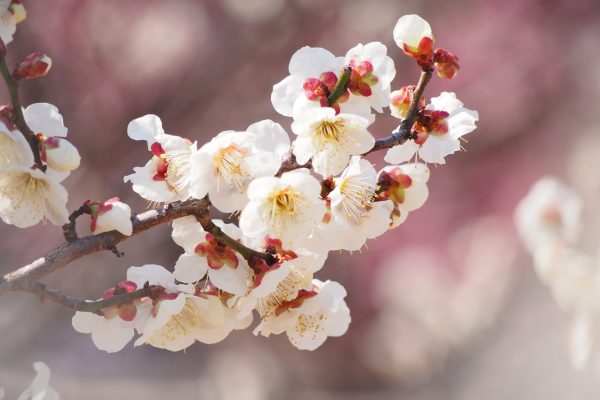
[434,49,460,79]
[90,198,133,236]
[14,52,52,80]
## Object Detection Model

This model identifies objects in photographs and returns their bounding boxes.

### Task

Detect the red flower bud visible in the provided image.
[433,49,460,79]
[14,52,52,80]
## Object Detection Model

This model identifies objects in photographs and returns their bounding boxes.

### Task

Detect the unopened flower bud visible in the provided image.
[41,136,81,172]
[9,0,26,24]
[393,14,435,67]
[88,198,133,236]
[434,49,459,79]
[14,52,52,80]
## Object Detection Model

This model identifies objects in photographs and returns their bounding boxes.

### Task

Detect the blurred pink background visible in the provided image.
[2,0,600,398]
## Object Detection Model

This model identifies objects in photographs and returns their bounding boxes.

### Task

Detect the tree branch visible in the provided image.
[276,152,312,177]
[0,54,45,170]
[30,282,151,314]
[198,217,277,266]
[364,68,433,155]
[0,198,210,295]
[0,66,434,314]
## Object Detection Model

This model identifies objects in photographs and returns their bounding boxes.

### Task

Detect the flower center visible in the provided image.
[257,269,308,317]
[540,206,563,230]
[314,119,345,144]
[339,176,375,224]
[214,144,249,191]
[264,187,306,235]
[164,147,192,192]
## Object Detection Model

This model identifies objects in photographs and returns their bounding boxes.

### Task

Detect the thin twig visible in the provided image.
[62,204,90,242]
[276,152,312,177]
[363,69,433,155]
[327,66,352,107]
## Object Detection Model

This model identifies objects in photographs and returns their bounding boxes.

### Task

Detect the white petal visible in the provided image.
[127,114,165,148]
[324,302,351,337]
[239,201,268,239]
[72,311,105,334]
[24,103,68,137]
[418,135,458,164]
[393,14,433,49]
[271,75,304,117]
[208,264,250,297]
[188,150,214,199]
[246,119,291,160]
[384,140,419,164]
[171,215,205,253]
[127,264,174,287]
[288,46,341,77]
[174,254,209,283]
[90,318,135,353]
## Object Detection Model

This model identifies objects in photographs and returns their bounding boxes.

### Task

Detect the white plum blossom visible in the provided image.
[72,280,149,353]
[0,109,70,228]
[254,279,351,351]
[384,92,479,164]
[393,14,434,56]
[126,264,248,351]
[533,244,600,315]
[189,120,290,213]
[124,114,197,204]
[344,42,396,113]
[272,44,394,121]
[72,311,139,353]
[515,177,582,254]
[291,107,374,177]
[171,216,253,296]
[271,46,344,117]
[239,170,326,248]
[24,103,80,180]
[327,157,393,251]
[0,0,26,45]
[11,362,58,400]
[237,242,325,319]
[126,264,197,351]
[0,164,69,228]
[377,163,430,228]
[89,197,133,236]
[72,306,147,354]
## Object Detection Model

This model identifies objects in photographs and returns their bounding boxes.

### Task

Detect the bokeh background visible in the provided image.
[2,0,600,398]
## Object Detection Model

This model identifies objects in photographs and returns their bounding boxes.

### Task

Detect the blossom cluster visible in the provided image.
[515,177,600,370]
[0,12,479,352]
